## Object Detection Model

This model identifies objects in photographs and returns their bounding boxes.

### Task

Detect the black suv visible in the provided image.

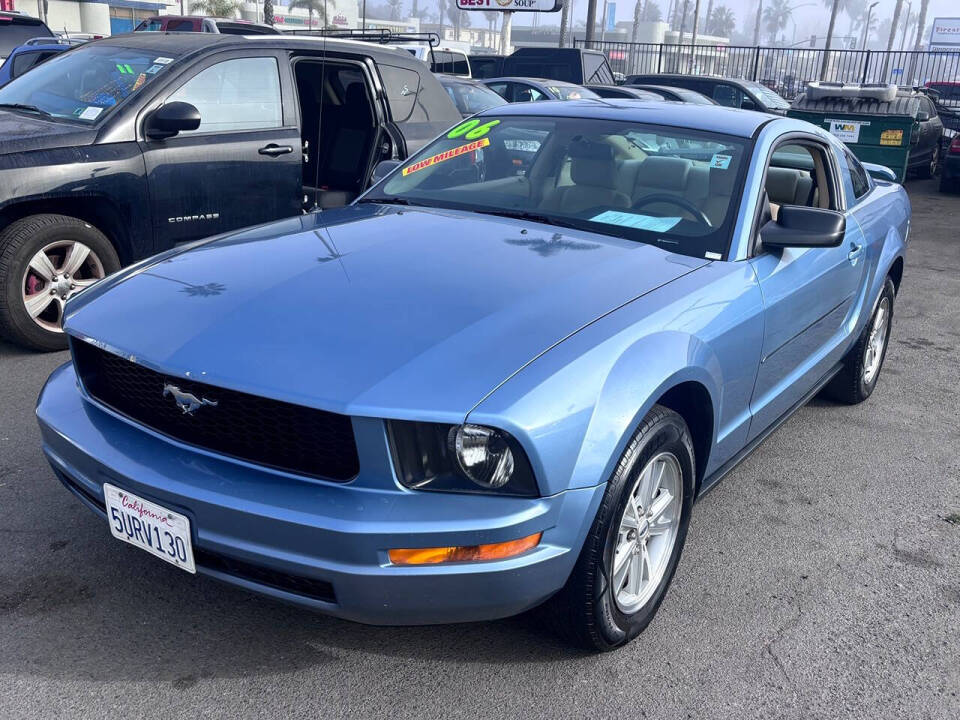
[626,73,790,114]
[0,32,461,350]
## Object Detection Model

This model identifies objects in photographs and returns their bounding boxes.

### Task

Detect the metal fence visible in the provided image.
[575,40,960,100]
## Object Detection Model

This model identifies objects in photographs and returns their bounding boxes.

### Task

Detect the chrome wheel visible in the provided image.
[21,240,105,333]
[863,296,890,385]
[612,452,683,614]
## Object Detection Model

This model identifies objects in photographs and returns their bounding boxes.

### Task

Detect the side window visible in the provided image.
[765,141,838,224]
[712,83,743,108]
[167,57,282,134]
[516,84,546,102]
[379,64,420,123]
[11,51,43,78]
[844,148,871,200]
[921,97,937,119]
[487,82,509,101]
[167,19,196,32]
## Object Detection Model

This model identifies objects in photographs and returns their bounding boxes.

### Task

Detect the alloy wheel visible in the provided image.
[21,240,105,333]
[863,296,890,386]
[612,451,683,614]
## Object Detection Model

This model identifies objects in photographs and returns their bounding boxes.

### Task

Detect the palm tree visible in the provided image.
[913,0,930,50]
[288,0,336,28]
[708,5,735,37]
[386,0,403,21]
[188,0,241,17]
[483,11,499,32]
[642,2,663,21]
[886,0,905,51]
[559,0,570,46]
[820,0,842,79]
[264,0,274,25]
[753,0,763,46]
[762,0,792,44]
[703,0,714,36]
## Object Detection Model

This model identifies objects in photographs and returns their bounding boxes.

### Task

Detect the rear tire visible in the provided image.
[825,277,895,405]
[545,405,695,652]
[917,145,939,179]
[0,214,120,352]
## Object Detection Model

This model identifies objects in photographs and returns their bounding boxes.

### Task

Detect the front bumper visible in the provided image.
[36,362,604,625]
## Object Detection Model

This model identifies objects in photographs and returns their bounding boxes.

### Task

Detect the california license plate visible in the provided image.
[103,483,196,573]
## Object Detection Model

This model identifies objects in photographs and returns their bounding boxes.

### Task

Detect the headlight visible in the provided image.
[387,421,538,496]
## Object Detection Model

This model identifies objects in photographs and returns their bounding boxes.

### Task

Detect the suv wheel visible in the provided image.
[0,214,120,352]
[546,405,695,651]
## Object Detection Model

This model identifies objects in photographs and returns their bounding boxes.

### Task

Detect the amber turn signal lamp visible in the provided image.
[388,532,542,566]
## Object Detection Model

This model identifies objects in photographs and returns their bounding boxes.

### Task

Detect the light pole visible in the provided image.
[862,1,878,50]
[899,0,912,51]
[785,3,816,45]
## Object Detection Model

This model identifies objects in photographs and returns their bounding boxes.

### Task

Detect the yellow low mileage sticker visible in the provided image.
[402,138,490,176]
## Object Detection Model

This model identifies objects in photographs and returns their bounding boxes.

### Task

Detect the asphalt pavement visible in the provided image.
[0,179,957,719]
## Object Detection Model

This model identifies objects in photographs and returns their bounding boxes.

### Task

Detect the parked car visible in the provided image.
[589,85,663,101]
[626,83,716,105]
[925,81,960,132]
[627,73,790,114]
[437,74,507,117]
[0,36,86,88]
[500,47,615,86]
[37,100,908,651]
[939,133,960,193]
[0,32,461,350]
[0,11,53,62]
[469,54,504,79]
[134,16,280,34]
[483,77,600,103]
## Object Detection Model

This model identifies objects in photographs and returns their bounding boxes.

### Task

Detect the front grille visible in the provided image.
[72,339,360,481]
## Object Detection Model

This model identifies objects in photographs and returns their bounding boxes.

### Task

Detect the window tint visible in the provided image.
[431,51,469,76]
[712,83,743,108]
[920,97,936,118]
[167,19,197,32]
[0,21,53,57]
[486,82,508,99]
[514,83,547,102]
[844,149,871,199]
[379,64,420,123]
[167,57,282,134]
[11,51,43,78]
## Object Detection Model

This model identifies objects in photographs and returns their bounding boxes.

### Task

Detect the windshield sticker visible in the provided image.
[146,64,163,74]
[710,153,732,170]
[591,210,682,233]
[78,106,103,121]
[402,138,490,176]
[705,251,722,260]
[131,73,147,92]
[880,129,903,146]
[115,63,135,75]
[447,118,501,140]
[710,153,733,170]
[153,56,174,65]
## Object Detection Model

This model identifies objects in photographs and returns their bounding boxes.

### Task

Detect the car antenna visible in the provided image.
[310,0,328,212]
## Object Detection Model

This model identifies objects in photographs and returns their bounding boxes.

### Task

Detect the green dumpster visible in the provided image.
[788,83,919,183]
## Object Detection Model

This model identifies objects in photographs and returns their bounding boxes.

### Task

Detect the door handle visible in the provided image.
[259,144,293,156]
[848,242,863,262]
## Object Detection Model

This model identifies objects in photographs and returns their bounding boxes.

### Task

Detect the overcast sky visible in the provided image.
[486,0,959,39]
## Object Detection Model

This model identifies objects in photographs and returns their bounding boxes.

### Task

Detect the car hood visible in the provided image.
[0,110,98,154]
[66,204,707,418]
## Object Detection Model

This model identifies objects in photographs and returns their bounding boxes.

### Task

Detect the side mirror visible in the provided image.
[917,110,930,122]
[740,97,758,111]
[371,159,401,185]
[862,162,897,182]
[761,205,846,250]
[145,101,201,139]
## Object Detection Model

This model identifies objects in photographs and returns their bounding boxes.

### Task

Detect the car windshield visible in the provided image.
[928,83,960,101]
[550,84,599,100]
[445,81,508,115]
[368,116,748,260]
[0,43,179,123]
[744,81,790,109]
[135,19,165,31]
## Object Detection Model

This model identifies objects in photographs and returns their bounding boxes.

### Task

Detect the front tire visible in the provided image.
[0,214,120,352]
[826,276,895,404]
[546,405,695,651]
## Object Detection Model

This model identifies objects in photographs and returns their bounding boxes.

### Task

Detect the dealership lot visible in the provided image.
[0,179,957,718]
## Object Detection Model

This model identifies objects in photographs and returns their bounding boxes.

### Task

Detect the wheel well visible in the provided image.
[889,256,904,294]
[0,198,133,264]
[656,381,714,489]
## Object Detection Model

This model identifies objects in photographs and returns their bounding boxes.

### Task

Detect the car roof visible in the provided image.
[483,77,582,87]
[86,31,419,64]
[475,99,773,137]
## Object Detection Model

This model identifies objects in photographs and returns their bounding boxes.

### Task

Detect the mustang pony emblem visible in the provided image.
[162,383,218,415]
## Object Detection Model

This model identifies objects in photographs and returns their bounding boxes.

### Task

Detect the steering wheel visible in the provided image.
[632,194,712,228]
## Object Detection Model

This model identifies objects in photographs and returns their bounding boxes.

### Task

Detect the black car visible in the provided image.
[502,48,615,86]
[0,11,53,63]
[625,84,716,105]
[626,73,790,114]
[437,74,507,118]
[0,32,461,350]
[940,133,960,193]
[589,85,663,101]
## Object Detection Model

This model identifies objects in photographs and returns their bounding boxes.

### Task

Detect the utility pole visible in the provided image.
[585,0,598,46]
[753,1,763,46]
[899,1,912,51]
[862,1,878,50]
[820,0,841,80]
[558,0,571,47]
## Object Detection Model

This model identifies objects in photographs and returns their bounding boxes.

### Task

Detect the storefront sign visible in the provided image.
[456,0,563,12]
[929,17,960,48]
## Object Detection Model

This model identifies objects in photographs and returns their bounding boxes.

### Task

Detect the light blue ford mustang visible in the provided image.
[36,101,909,651]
